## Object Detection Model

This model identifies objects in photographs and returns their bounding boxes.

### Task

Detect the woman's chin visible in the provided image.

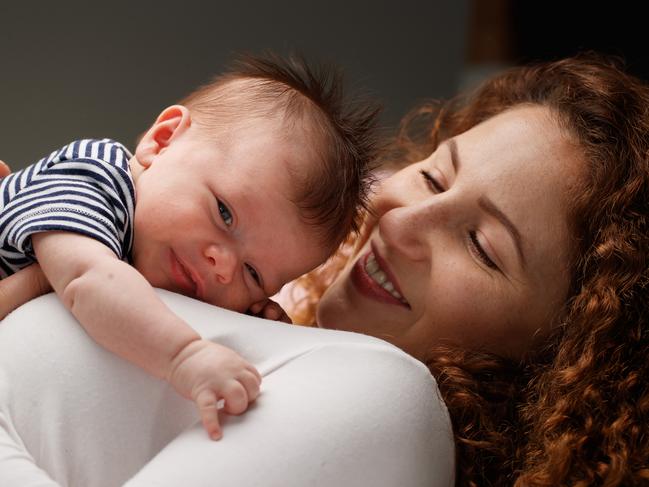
[315,287,348,331]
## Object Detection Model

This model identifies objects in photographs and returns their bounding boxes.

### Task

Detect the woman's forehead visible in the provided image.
[456,105,584,195]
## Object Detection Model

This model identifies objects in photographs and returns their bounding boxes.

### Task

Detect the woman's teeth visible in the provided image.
[365,253,407,304]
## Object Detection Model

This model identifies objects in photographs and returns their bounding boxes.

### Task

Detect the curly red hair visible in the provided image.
[291,53,649,485]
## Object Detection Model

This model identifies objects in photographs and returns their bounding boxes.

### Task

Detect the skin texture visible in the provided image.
[0,105,585,441]
[317,105,585,360]
[0,105,330,441]
[132,106,330,312]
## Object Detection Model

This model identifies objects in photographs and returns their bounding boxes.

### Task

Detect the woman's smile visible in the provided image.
[350,242,410,309]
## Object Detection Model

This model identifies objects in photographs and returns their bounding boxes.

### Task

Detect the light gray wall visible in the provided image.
[0,1,468,170]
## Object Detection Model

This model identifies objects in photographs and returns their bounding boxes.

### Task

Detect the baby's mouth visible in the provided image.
[171,251,199,298]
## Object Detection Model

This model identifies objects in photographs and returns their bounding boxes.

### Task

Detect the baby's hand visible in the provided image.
[166,339,262,440]
[0,159,10,177]
[0,263,52,320]
[249,299,292,323]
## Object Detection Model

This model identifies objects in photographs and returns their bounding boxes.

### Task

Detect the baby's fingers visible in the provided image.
[221,382,251,416]
[262,301,291,323]
[195,389,222,441]
[240,367,262,403]
[221,368,262,415]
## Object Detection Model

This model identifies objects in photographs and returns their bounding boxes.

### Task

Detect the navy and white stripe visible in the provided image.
[0,139,135,279]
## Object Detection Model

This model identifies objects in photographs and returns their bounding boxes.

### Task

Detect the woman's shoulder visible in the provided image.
[157,290,432,377]
[158,291,455,484]
[0,291,456,487]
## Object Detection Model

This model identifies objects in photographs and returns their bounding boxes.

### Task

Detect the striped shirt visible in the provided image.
[0,139,135,279]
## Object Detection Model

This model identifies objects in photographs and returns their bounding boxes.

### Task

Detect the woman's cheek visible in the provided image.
[426,270,493,345]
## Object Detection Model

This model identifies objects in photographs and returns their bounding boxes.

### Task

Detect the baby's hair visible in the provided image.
[178,53,381,251]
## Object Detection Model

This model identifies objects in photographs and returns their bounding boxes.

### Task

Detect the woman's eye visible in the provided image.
[217,199,233,226]
[468,231,499,271]
[245,263,261,286]
[420,169,445,193]
[420,169,499,272]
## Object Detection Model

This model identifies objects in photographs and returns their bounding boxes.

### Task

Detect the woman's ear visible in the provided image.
[135,105,192,169]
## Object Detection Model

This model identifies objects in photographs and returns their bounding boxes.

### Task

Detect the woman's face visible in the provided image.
[316,105,585,360]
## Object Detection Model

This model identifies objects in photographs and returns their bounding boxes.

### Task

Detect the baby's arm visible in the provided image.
[0,264,52,319]
[32,231,261,440]
[0,160,53,319]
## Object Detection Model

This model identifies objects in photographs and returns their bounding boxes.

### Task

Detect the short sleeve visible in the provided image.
[0,140,135,260]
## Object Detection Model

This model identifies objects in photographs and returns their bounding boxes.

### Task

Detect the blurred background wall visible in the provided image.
[0,0,468,169]
[462,1,647,91]
[1,1,645,170]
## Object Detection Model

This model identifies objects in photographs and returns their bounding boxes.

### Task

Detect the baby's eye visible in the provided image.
[217,199,233,226]
[245,263,261,286]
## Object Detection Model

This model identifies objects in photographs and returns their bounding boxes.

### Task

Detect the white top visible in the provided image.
[0,291,455,487]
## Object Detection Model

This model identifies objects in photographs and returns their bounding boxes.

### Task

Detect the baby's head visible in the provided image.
[130,54,380,312]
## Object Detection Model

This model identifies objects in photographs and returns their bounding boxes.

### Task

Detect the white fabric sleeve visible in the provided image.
[125,343,455,487]
[0,413,60,487]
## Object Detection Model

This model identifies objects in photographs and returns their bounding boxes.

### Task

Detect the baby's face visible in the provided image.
[130,119,330,312]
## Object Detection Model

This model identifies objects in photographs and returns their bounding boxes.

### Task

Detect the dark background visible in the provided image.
[0,1,468,169]
[510,3,647,80]
[1,1,646,170]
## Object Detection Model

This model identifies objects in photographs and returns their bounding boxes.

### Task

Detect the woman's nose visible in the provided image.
[375,188,452,262]
[203,244,238,284]
[377,206,432,262]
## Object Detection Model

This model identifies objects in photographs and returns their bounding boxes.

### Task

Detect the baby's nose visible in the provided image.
[203,244,238,284]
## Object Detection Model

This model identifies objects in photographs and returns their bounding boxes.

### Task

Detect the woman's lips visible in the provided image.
[169,251,199,298]
[350,245,410,309]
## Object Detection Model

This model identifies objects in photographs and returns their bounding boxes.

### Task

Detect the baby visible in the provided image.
[0,54,379,439]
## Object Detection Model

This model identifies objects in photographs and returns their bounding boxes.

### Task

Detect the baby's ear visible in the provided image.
[135,105,192,168]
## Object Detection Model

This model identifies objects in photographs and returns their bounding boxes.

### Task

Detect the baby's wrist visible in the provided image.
[165,337,205,385]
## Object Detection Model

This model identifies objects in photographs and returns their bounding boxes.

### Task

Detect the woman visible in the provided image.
[2,53,648,485]
[294,53,649,485]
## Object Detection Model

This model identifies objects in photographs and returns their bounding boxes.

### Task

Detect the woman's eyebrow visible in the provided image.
[478,195,527,270]
[444,137,527,270]
[443,138,460,172]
